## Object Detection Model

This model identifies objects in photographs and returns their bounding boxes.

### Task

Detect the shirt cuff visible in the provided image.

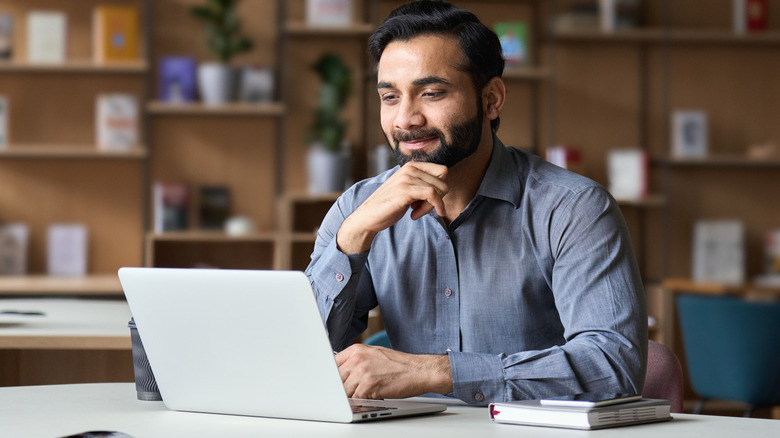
[309,236,369,301]
[448,351,506,405]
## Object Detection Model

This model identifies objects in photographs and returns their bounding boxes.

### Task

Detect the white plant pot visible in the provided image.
[306,142,350,194]
[197,62,234,105]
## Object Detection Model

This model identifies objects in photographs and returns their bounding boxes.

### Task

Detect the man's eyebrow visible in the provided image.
[376,76,452,90]
[412,76,451,87]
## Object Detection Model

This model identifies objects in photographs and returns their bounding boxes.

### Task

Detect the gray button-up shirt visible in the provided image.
[306,136,647,404]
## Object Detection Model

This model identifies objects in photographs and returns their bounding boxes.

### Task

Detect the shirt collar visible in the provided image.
[474,134,524,208]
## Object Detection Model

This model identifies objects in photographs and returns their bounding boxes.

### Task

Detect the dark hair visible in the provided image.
[368,1,505,131]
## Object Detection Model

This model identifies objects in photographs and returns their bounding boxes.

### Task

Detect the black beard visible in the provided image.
[386,103,484,168]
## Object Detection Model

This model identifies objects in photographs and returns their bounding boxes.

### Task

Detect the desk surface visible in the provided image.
[3,383,779,438]
[0,298,131,349]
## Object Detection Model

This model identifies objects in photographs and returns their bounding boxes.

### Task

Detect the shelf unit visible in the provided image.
[143,0,285,270]
[0,0,150,387]
[548,0,780,404]
[0,0,150,280]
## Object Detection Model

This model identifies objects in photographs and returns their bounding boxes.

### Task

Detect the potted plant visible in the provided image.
[306,53,352,194]
[190,0,254,105]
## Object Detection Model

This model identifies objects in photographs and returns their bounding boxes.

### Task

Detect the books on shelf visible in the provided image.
[607,148,648,201]
[0,95,7,148]
[96,93,139,151]
[0,13,12,61]
[47,223,88,276]
[158,56,198,103]
[495,22,529,67]
[93,5,141,63]
[671,110,708,159]
[198,186,231,230]
[734,0,768,34]
[599,0,640,32]
[545,145,583,174]
[553,3,599,32]
[306,0,352,27]
[153,182,190,233]
[489,398,671,430]
[26,11,67,63]
[0,223,29,275]
[692,220,745,285]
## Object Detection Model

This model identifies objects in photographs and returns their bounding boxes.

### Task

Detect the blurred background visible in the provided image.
[0,0,777,418]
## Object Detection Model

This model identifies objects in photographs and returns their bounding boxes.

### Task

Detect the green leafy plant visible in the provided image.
[190,0,254,63]
[307,53,352,153]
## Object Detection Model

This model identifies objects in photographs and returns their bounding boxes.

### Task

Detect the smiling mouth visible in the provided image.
[402,136,438,150]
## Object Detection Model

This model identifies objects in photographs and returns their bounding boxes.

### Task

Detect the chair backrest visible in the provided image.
[363,330,391,348]
[644,340,684,413]
[676,293,780,406]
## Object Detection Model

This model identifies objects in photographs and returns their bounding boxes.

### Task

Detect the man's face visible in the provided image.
[377,35,485,167]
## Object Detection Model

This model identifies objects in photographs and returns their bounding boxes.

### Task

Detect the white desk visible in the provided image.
[4,383,779,438]
[0,298,131,349]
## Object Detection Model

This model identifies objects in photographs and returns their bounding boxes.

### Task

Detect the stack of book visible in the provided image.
[489,394,672,430]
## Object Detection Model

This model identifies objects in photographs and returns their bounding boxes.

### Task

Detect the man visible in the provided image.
[305,1,647,405]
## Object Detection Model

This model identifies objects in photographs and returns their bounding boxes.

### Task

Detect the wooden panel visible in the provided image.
[0,160,144,274]
[150,239,275,269]
[0,350,133,386]
[550,44,643,185]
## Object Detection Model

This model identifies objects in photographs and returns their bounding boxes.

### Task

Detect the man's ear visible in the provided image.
[483,77,506,121]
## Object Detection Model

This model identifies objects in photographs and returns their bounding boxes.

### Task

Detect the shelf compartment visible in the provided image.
[0,275,123,296]
[147,101,285,116]
[146,232,277,270]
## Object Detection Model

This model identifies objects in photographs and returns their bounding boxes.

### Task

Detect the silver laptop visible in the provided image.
[118,267,446,423]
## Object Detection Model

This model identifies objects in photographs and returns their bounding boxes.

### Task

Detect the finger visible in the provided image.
[406,161,448,179]
[406,185,446,219]
[410,200,434,220]
[401,166,449,198]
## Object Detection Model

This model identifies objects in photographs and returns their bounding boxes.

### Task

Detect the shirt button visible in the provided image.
[474,392,485,402]
[445,348,452,353]
[335,273,344,282]
[444,234,450,240]
[444,288,453,297]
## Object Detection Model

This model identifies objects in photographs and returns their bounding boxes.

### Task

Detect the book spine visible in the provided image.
[0,96,7,148]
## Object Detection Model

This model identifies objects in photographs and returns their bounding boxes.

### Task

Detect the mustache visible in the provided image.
[392,128,443,143]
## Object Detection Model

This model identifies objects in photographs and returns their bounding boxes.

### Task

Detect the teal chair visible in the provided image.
[363,330,391,348]
[676,293,780,416]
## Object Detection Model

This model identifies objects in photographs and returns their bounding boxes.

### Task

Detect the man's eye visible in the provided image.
[381,94,398,103]
[423,91,445,98]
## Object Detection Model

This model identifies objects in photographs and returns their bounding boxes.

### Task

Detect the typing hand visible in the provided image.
[337,162,448,255]
[335,343,452,400]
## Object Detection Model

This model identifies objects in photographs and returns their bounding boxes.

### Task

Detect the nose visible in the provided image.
[393,97,425,130]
